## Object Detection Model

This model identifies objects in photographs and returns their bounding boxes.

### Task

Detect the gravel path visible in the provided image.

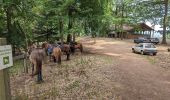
[82,37,170,100]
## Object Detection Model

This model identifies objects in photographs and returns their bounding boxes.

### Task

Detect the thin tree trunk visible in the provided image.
[68,8,73,43]
[115,5,118,33]
[162,0,168,44]
[6,6,12,43]
[68,16,73,30]
[18,21,29,73]
[73,33,75,42]
[121,2,124,40]
[59,18,64,44]
[84,19,88,35]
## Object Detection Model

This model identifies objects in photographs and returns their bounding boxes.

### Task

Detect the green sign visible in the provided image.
[0,45,13,70]
[3,56,9,65]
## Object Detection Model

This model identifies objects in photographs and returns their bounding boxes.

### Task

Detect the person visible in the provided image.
[47,44,53,62]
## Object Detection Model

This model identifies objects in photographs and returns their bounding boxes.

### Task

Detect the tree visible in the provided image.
[162,0,168,44]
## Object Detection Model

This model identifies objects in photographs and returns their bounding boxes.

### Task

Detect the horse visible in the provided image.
[70,42,83,54]
[57,42,71,60]
[42,42,62,64]
[28,44,47,83]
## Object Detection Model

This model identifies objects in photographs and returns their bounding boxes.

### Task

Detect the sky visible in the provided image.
[146,22,161,31]
[146,22,162,38]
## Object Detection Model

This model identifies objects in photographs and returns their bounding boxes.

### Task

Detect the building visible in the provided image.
[108,23,154,39]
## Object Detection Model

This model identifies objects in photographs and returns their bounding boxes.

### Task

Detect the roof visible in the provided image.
[122,23,154,32]
[133,23,154,31]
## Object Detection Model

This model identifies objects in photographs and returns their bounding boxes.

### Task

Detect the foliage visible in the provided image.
[0,0,169,50]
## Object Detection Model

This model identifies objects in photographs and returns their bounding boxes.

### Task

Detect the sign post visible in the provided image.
[0,38,12,100]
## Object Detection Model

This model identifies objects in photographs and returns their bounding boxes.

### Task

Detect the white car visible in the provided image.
[132,43,157,56]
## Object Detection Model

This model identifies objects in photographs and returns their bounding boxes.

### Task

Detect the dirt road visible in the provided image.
[82,37,170,100]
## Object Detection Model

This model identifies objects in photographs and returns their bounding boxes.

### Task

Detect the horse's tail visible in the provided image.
[80,43,83,53]
[53,47,62,64]
[58,49,62,64]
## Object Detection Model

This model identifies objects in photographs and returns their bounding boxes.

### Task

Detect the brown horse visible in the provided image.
[52,47,62,64]
[70,42,83,54]
[28,44,47,83]
[57,42,71,60]
[42,42,62,64]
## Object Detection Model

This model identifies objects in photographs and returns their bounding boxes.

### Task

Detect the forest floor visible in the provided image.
[10,37,170,100]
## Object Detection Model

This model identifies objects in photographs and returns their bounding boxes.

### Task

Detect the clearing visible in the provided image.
[11,37,170,100]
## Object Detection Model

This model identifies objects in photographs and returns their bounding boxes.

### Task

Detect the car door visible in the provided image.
[135,44,143,52]
[134,44,140,52]
[138,44,143,52]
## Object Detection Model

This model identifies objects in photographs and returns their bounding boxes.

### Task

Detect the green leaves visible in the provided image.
[0,0,168,49]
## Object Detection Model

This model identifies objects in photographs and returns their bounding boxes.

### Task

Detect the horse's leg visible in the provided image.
[58,54,61,64]
[36,60,43,83]
[80,44,83,53]
[31,63,34,76]
[48,55,50,62]
[53,56,56,63]
[39,70,43,81]
[70,46,75,54]
[66,51,70,60]
[37,71,40,83]
[37,70,43,83]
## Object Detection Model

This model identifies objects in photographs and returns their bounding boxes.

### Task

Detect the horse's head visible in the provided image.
[42,42,49,49]
[28,44,37,55]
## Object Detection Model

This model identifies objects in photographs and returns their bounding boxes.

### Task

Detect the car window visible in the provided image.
[135,44,141,47]
[139,44,143,47]
[138,37,144,39]
[145,44,156,48]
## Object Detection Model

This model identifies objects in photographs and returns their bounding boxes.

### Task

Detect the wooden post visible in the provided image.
[0,38,11,100]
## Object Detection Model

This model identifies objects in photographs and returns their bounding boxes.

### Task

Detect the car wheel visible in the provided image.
[153,53,157,56]
[141,51,144,55]
[132,48,135,53]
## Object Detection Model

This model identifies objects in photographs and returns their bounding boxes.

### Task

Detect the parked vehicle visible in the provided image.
[132,43,157,55]
[134,37,159,44]
[134,37,149,44]
[148,38,159,44]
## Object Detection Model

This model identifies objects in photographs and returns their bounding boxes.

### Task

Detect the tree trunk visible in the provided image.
[115,5,118,32]
[59,18,64,44]
[162,0,168,44]
[68,16,73,30]
[73,33,75,42]
[46,32,49,42]
[67,8,73,43]
[84,19,88,35]
[120,1,124,40]
[67,34,72,43]
[6,6,12,44]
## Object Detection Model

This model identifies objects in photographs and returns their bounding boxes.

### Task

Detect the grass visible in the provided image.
[9,59,24,75]
[10,53,118,100]
[142,55,156,64]
[9,58,31,76]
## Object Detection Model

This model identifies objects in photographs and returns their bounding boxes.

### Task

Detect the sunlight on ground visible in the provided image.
[103,53,121,57]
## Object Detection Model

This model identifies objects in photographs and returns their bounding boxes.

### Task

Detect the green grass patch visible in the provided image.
[144,56,156,64]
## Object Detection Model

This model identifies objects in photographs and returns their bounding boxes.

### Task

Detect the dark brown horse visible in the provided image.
[28,44,47,83]
[70,42,83,54]
[42,42,62,64]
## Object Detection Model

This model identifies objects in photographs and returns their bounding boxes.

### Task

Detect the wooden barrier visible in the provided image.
[0,38,11,100]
